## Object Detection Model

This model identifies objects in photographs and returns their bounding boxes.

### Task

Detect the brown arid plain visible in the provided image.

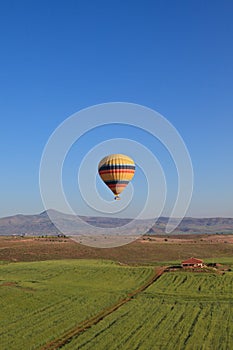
[1,234,233,265]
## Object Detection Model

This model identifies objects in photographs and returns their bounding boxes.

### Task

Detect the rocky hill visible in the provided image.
[0,210,232,236]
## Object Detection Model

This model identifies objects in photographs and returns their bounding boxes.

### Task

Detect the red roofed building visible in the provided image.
[181,257,204,268]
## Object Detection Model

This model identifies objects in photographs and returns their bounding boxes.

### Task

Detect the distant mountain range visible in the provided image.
[148,216,233,235]
[0,210,233,236]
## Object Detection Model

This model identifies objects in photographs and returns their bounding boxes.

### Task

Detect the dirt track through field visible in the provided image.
[40,267,166,350]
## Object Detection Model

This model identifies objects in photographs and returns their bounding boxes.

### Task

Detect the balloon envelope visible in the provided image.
[98,154,135,199]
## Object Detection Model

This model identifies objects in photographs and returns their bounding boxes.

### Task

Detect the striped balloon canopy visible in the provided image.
[98,154,135,200]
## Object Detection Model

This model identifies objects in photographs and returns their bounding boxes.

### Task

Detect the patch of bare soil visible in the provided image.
[140,234,233,244]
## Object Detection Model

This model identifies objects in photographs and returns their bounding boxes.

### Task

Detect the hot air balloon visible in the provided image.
[98,154,135,200]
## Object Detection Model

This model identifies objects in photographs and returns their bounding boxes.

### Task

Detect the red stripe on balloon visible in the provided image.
[107,184,127,188]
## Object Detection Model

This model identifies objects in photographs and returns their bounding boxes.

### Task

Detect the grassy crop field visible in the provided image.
[62,271,233,350]
[0,259,155,350]
[1,236,233,349]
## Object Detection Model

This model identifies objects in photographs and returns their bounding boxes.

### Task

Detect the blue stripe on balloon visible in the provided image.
[105,180,129,185]
[99,165,135,171]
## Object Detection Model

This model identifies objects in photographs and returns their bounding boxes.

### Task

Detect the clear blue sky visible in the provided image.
[1,0,233,218]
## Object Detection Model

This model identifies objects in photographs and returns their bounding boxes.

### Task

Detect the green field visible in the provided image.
[0,260,154,350]
[62,271,233,350]
[1,256,233,349]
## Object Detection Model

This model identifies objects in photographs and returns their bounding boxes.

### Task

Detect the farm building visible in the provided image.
[181,257,204,268]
